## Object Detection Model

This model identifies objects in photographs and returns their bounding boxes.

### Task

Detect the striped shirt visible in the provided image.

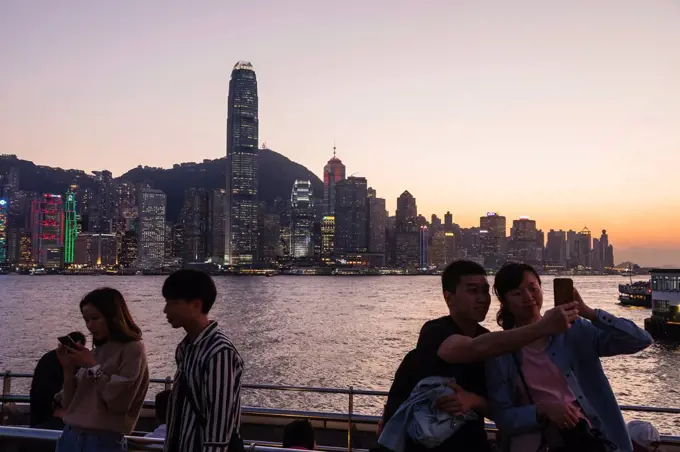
[164,322,244,452]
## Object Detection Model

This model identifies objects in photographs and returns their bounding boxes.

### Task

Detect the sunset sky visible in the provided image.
[1,1,679,265]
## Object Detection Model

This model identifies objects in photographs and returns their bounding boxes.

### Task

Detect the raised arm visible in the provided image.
[573,291,652,357]
[200,348,243,452]
[437,303,578,363]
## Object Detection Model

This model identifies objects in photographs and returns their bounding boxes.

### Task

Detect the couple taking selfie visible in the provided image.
[52,269,242,452]
[378,261,653,452]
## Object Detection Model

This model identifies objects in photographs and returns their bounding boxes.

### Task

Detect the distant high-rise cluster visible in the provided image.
[0,61,620,274]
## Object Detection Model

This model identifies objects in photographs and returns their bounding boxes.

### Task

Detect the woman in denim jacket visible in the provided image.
[485,263,653,452]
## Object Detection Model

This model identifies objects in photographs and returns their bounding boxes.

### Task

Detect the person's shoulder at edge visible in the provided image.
[123,338,146,353]
[416,316,449,347]
[119,339,148,364]
[419,315,453,334]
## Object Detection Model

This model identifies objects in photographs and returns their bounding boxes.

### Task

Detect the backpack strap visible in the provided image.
[511,353,548,452]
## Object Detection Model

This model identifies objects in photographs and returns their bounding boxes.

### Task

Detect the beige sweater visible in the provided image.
[60,340,150,434]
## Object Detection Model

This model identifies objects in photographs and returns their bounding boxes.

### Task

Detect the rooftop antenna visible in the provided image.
[261,142,267,149]
[333,139,336,157]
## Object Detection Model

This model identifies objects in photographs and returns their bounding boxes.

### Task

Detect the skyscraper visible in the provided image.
[334,176,368,254]
[323,146,346,215]
[577,227,592,268]
[395,191,420,269]
[367,190,387,255]
[90,170,114,233]
[600,229,614,268]
[208,189,227,263]
[180,188,210,263]
[479,212,506,268]
[226,61,259,266]
[546,229,567,267]
[64,191,77,264]
[0,199,7,264]
[31,194,64,268]
[136,188,166,269]
[290,180,314,258]
[507,217,540,265]
[444,211,453,232]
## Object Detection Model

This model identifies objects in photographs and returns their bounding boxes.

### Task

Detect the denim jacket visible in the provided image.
[378,376,478,452]
[486,309,653,452]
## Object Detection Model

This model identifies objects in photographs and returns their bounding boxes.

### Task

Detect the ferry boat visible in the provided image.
[619,280,652,308]
[644,268,680,340]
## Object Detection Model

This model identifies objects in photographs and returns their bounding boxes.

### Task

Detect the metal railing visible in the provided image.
[0,426,368,452]
[3,371,680,447]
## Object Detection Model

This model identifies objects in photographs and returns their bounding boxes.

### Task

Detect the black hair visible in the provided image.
[441,260,487,293]
[155,389,171,424]
[162,269,217,314]
[80,288,142,345]
[283,419,315,450]
[68,331,86,346]
[493,263,541,330]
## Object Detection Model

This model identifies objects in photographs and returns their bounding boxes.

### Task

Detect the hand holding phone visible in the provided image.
[58,335,77,350]
[553,278,574,306]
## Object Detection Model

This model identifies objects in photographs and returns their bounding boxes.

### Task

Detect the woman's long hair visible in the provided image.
[80,288,142,344]
[493,263,541,330]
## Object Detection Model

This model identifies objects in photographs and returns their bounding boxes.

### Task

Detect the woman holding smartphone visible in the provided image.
[482,263,652,452]
[55,288,150,452]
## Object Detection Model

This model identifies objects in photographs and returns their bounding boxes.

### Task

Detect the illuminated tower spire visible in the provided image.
[64,191,78,264]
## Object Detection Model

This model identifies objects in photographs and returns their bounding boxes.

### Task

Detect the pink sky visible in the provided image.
[1,0,679,266]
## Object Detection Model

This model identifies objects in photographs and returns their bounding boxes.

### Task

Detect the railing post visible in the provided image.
[347,386,353,452]
[1,371,12,425]
[164,376,173,391]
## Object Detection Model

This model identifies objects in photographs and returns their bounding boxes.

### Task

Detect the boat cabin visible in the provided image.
[644,268,680,339]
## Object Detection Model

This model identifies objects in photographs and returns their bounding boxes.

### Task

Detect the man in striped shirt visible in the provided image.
[162,269,244,452]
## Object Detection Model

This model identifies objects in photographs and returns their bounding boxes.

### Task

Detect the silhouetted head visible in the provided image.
[283,419,315,450]
[441,260,490,323]
[494,263,543,330]
[155,390,171,424]
[79,288,142,346]
[162,269,217,329]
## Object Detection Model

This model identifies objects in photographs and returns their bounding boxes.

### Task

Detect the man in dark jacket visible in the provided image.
[29,331,86,427]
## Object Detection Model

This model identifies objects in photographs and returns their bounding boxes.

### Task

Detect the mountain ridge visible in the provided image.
[0,149,323,221]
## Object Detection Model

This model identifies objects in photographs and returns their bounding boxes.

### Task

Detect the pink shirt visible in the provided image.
[510,340,582,452]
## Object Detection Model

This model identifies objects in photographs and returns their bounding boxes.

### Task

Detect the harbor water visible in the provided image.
[1,274,678,434]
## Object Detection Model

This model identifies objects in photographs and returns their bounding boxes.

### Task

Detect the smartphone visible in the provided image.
[553,278,574,306]
[58,335,77,349]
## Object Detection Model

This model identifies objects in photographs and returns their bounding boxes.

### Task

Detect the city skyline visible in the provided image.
[1,1,679,264]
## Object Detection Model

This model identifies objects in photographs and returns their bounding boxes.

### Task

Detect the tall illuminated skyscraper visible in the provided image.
[323,146,346,215]
[136,188,166,269]
[64,191,78,264]
[0,199,7,264]
[290,180,314,258]
[31,194,64,268]
[226,60,259,266]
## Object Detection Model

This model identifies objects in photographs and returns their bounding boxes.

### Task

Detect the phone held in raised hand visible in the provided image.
[553,278,574,306]
[58,335,77,349]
